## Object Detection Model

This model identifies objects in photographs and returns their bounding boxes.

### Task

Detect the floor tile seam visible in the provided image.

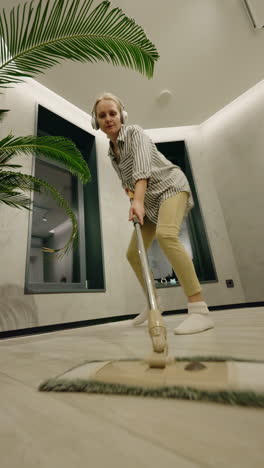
[0,370,37,391]
[0,308,263,341]
[0,382,205,467]
[50,393,208,468]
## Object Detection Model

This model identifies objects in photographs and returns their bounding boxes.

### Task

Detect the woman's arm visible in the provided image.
[134,178,147,203]
[129,179,147,225]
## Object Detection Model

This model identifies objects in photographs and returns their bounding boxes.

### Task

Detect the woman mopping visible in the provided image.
[92,93,214,335]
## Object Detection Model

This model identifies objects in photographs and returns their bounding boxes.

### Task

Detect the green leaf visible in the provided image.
[0,191,31,209]
[0,163,22,168]
[0,109,9,122]
[0,170,40,191]
[0,170,78,256]
[0,0,159,87]
[0,134,91,183]
[0,171,33,208]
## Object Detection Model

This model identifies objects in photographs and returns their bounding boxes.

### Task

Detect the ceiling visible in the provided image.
[2,0,264,128]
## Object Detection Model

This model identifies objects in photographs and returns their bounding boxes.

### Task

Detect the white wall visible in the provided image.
[0,79,139,330]
[201,80,264,302]
[0,78,246,332]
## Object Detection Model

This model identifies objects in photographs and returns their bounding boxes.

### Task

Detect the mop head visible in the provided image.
[38,356,264,407]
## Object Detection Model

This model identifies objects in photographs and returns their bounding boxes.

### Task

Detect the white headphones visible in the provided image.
[91,98,128,130]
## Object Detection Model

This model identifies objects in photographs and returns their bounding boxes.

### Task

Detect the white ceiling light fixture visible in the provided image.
[159,89,172,98]
[157,89,173,106]
[243,0,264,29]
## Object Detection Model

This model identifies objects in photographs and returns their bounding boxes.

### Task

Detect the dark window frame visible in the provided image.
[154,140,218,288]
[25,104,105,294]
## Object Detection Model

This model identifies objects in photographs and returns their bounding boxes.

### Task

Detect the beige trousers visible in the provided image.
[126,192,201,298]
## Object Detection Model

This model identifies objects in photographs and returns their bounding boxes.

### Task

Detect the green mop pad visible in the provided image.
[39,356,264,408]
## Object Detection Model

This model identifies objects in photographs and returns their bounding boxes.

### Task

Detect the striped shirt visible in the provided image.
[108,124,194,224]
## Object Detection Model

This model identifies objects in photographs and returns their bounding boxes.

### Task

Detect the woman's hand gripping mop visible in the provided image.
[128,191,171,369]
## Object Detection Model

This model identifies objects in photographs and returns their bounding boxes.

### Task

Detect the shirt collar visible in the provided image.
[108,125,127,161]
[116,124,127,142]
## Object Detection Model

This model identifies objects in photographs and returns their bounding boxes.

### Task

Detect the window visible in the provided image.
[148,140,217,288]
[25,105,105,293]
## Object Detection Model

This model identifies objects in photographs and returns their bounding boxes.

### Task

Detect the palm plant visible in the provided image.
[0,0,159,255]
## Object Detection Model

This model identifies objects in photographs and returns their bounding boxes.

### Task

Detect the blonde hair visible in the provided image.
[92,92,124,117]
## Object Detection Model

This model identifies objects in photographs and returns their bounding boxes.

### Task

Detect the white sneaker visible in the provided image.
[174,301,214,335]
[174,313,214,334]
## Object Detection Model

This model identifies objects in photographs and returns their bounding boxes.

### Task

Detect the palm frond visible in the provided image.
[0,134,91,183]
[0,170,78,255]
[0,0,159,87]
[0,163,22,168]
[0,191,31,209]
[0,109,9,122]
[0,170,40,191]
[0,146,21,167]
[0,170,33,208]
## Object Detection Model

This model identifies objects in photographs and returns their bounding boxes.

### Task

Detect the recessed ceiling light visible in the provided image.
[159,89,172,98]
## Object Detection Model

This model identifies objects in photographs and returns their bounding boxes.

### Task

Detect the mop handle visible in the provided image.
[127,190,157,311]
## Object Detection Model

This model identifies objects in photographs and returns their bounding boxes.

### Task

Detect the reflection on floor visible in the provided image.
[0,307,264,468]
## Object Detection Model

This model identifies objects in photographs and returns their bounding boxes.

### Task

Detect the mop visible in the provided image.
[38,196,264,407]
[127,190,170,369]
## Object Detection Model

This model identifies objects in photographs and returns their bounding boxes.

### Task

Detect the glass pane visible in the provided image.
[28,160,81,284]
[148,219,193,287]
[154,140,217,283]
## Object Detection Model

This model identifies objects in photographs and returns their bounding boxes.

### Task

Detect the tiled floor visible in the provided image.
[0,307,264,467]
